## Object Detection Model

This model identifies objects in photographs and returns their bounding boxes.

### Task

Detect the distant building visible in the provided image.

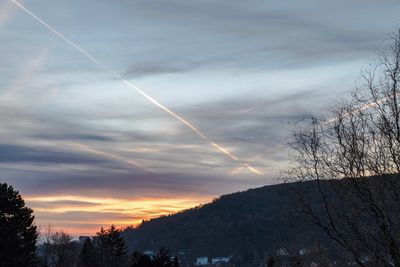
[299,248,312,256]
[360,255,370,263]
[179,249,188,255]
[195,256,208,266]
[276,248,290,256]
[211,256,230,264]
[143,250,156,259]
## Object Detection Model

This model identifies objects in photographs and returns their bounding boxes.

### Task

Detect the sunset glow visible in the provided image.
[27,195,212,235]
[1,0,398,237]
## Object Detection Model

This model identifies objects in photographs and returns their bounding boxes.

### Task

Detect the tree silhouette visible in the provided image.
[129,248,179,267]
[93,225,127,267]
[267,256,275,267]
[0,182,38,266]
[94,226,109,266]
[79,238,97,267]
[129,251,153,267]
[289,29,400,266]
[106,225,128,267]
[50,231,80,267]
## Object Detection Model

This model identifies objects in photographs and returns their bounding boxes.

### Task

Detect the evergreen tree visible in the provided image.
[267,256,275,267]
[0,182,38,266]
[154,248,172,267]
[93,227,109,267]
[106,225,127,267]
[93,225,127,267]
[79,238,97,267]
[129,249,180,267]
[129,251,152,267]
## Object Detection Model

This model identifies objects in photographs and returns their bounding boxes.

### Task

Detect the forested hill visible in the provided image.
[122,181,341,263]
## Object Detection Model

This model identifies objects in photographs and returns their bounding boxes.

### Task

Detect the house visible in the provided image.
[299,248,312,256]
[195,256,209,266]
[276,248,290,256]
[143,250,156,259]
[211,256,230,264]
[179,249,188,255]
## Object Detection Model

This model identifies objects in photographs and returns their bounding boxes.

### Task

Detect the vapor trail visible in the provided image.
[326,92,400,124]
[11,0,262,176]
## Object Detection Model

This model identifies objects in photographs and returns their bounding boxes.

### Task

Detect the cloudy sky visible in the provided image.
[1,0,400,235]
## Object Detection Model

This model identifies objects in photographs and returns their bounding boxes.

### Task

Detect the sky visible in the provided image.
[1,0,400,236]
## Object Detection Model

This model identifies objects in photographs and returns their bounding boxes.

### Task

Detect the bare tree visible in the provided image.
[40,224,55,266]
[38,226,80,267]
[288,29,400,267]
[50,230,79,267]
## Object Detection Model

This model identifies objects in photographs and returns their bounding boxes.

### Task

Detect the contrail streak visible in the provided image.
[326,92,400,124]
[11,0,262,176]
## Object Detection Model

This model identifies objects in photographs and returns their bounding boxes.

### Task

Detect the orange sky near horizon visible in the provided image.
[26,194,214,237]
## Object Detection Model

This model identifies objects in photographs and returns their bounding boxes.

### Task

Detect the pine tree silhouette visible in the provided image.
[0,182,38,266]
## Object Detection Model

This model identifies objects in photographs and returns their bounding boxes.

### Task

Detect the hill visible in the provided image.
[122,181,343,265]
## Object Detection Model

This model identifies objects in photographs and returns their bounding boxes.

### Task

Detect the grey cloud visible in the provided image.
[29,200,100,209]
[166,88,337,169]
[2,167,261,200]
[0,144,109,164]
[4,0,399,79]
[124,60,198,78]
[32,133,114,142]
[116,0,400,78]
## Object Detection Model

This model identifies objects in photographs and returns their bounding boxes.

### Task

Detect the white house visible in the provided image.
[211,256,230,264]
[276,248,290,256]
[299,248,311,256]
[143,250,156,259]
[195,256,208,265]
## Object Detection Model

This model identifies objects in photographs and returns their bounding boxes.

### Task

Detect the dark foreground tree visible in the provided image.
[129,248,179,267]
[106,225,128,267]
[93,225,128,267]
[0,182,38,266]
[153,248,179,267]
[289,29,400,266]
[129,251,153,267]
[79,238,97,267]
[266,256,275,267]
